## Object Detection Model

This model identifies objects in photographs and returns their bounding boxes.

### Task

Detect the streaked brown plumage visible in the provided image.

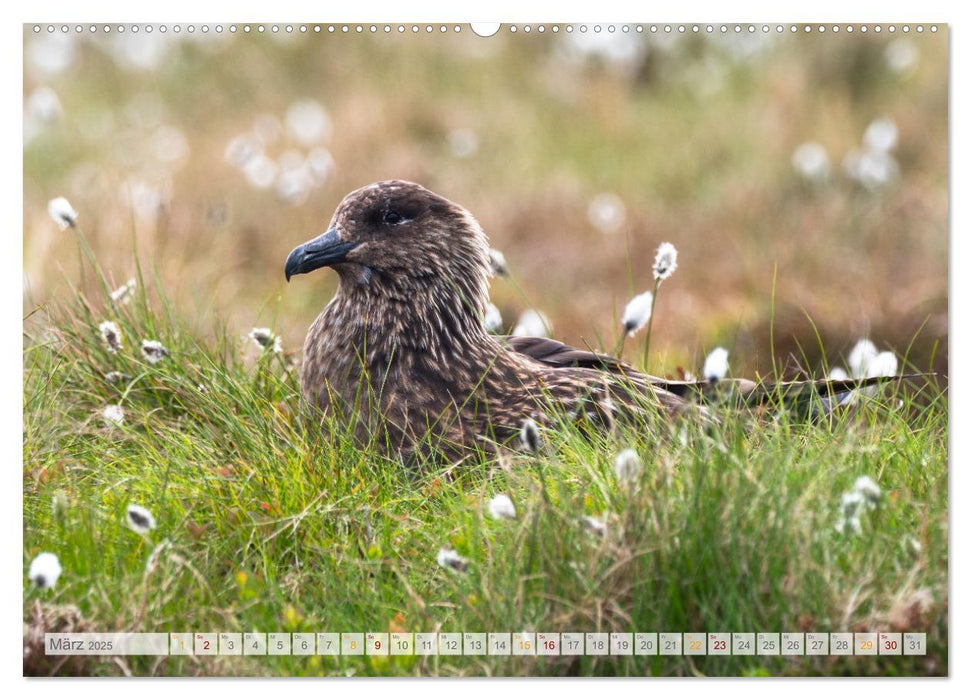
[284,180,892,462]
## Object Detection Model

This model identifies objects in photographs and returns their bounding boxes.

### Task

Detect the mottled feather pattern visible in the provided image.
[289,180,900,463]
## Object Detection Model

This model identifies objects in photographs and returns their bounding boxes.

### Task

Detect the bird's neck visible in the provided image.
[328,274,494,364]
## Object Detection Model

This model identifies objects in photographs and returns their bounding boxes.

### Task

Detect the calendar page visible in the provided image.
[21,14,949,680]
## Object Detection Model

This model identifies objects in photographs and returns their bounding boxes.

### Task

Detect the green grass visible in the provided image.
[23,253,947,677]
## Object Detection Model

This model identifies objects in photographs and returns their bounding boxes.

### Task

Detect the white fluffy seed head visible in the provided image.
[436,547,468,572]
[110,278,137,305]
[867,351,898,379]
[28,552,62,590]
[621,291,653,336]
[249,327,282,353]
[587,193,626,235]
[848,339,879,378]
[102,404,125,426]
[519,418,541,453]
[141,339,169,364]
[841,490,865,519]
[854,476,882,505]
[863,117,898,153]
[792,142,832,182]
[488,249,509,277]
[512,310,550,338]
[613,448,642,481]
[580,515,606,537]
[487,494,517,520]
[126,504,156,535]
[702,347,730,382]
[828,366,849,381]
[99,321,123,354]
[483,303,503,333]
[47,197,78,230]
[652,242,678,281]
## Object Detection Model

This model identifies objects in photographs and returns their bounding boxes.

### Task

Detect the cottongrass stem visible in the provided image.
[126,504,156,535]
[640,241,679,369]
[28,552,62,590]
[487,494,517,520]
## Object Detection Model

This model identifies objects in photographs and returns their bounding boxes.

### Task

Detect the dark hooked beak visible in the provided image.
[285,228,358,281]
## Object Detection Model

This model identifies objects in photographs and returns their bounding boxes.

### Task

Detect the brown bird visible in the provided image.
[285,180,894,462]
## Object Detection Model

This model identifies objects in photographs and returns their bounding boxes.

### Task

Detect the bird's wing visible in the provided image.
[501,334,927,411]
[500,335,631,373]
[500,335,707,393]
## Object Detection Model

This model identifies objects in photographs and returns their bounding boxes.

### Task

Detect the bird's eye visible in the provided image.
[383,210,403,225]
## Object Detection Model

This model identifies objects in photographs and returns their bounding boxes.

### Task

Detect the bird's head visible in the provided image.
[285,180,491,304]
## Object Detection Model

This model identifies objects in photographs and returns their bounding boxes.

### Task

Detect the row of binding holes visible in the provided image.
[32,24,940,34]
[31,24,464,34]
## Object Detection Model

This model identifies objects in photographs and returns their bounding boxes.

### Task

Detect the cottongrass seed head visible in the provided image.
[102,404,124,427]
[28,552,62,590]
[436,547,469,573]
[141,339,169,364]
[512,309,550,338]
[248,327,283,353]
[836,489,867,536]
[841,490,866,519]
[580,515,607,538]
[99,320,123,354]
[104,371,131,384]
[110,278,137,305]
[126,504,156,535]
[828,366,850,381]
[792,142,831,183]
[488,248,509,277]
[614,448,643,481]
[47,197,78,230]
[483,302,503,334]
[652,242,678,281]
[487,494,517,520]
[703,347,730,383]
[519,417,541,453]
[847,339,898,396]
[854,476,882,507]
[866,351,898,379]
[848,339,879,378]
[622,291,653,337]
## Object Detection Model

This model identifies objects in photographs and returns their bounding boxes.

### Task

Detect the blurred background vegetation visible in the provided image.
[23,24,948,377]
